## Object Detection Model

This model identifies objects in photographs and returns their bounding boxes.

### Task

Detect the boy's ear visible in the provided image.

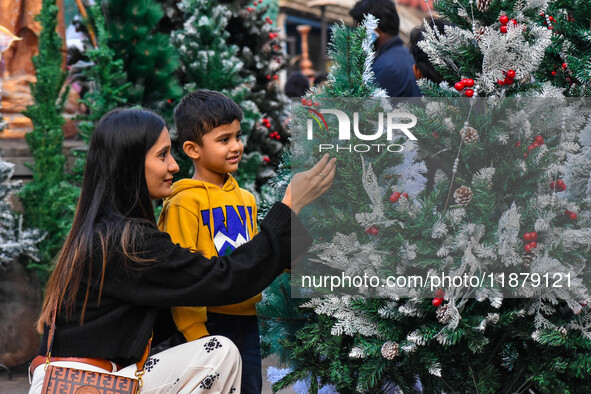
[183,141,200,160]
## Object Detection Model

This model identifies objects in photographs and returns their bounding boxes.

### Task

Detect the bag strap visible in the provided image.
[44,296,152,385]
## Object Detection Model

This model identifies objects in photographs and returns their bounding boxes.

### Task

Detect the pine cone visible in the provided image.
[454,186,473,205]
[461,126,479,143]
[381,341,399,360]
[476,0,491,12]
[436,304,452,324]
[474,26,488,42]
[559,326,567,336]
[523,251,535,268]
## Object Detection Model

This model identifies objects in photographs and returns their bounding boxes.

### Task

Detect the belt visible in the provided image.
[30,355,117,374]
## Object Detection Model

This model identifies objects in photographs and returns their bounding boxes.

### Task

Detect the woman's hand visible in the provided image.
[282,154,336,214]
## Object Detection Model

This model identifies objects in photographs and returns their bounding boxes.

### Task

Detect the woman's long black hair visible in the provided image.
[38,108,166,330]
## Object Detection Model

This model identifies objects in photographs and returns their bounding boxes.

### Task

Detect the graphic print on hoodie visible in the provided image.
[158,175,260,341]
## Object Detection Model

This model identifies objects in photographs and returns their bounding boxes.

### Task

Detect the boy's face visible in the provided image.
[193,119,243,185]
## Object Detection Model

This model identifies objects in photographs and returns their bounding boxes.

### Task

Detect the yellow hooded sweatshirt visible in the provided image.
[158,175,260,341]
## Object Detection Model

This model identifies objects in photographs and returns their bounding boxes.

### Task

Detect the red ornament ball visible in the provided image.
[402,192,409,199]
[314,102,320,107]
[509,19,517,26]
[432,298,443,307]
[569,212,578,220]
[498,79,506,86]
[529,241,538,249]
[551,71,557,76]
[532,142,540,148]
[500,25,508,33]
[515,141,521,148]
[535,135,544,144]
[465,78,475,87]
[263,156,271,164]
[306,99,313,107]
[455,82,465,91]
[266,75,271,80]
[500,15,509,25]
[504,77,514,85]
[527,144,534,151]
[301,98,307,105]
[524,243,534,252]
[273,75,279,80]
[562,63,568,69]
[531,232,538,240]
[465,89,474,97]
[506,70,516,79]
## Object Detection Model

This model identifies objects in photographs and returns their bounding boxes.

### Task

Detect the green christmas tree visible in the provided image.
[19,0,80,280]
[265,1,591,392]
[105,0,181,113]
[0,157,43,268]
[536,0,591,96]
[70,4,130,181]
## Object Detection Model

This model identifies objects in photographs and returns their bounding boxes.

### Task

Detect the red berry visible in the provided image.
[535,135,544,144]
[548,26,553,30]
[531,232,538,241]
[432,298,443,307]
[551,71,557,76]
[532,142,540,148]
[366,226,379,236]
[524,243,533,252]
[528,145,534,151]
[498,79,505,86]
[167,99,172,104]
[500,15,509,25]
[432,132,439,138]
[301,98,307,105]
[562,63,568,69]
[402,192,409,199]
[465,89,474,97]
[506,70,516,79]
[269,33,274,39]
[435,289,445,297]
[540,12,545,17]
[549,16,554,22]
[389,192,401,203]
[500,25,508,33]
[524,152,528,158]
[509,19,517,26]
[263,156,270,163]
[524,233,533,242]
[266,75,271,80]
[557,180,566,190]
[314,102,320,107]
[505,77,514,85]
[529,241,538,248]
[515,141,521,148]
[465,79,475,87]
[564,210,571,215]
[273,75,279,80]
[569,212,577,220]
[307,99,313,106]
[455,82,465,91]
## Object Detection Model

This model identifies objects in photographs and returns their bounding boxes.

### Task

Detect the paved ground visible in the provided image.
[0,356,289,393]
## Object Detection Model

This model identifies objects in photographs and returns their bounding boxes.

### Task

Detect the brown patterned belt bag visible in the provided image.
[40,303,152,394]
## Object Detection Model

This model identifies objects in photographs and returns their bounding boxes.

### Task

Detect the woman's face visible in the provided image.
[145,127,179,200]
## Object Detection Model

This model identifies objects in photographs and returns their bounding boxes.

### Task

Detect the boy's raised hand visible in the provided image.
[282,154,336,215]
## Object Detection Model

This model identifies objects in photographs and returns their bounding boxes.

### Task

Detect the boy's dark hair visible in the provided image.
[409,19,451,84]
[349,0,400,37]
[174,89,243,145]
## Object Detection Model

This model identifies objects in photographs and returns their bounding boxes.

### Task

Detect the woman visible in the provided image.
[28,108,336,393]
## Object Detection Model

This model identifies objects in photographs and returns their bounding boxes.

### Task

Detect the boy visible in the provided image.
[158,90,262,393]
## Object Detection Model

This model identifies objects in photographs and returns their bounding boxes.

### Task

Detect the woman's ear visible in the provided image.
[413,64,424,80]
[183,141,200,160]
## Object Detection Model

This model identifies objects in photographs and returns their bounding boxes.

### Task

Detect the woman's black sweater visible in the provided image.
[39,202,311,366]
